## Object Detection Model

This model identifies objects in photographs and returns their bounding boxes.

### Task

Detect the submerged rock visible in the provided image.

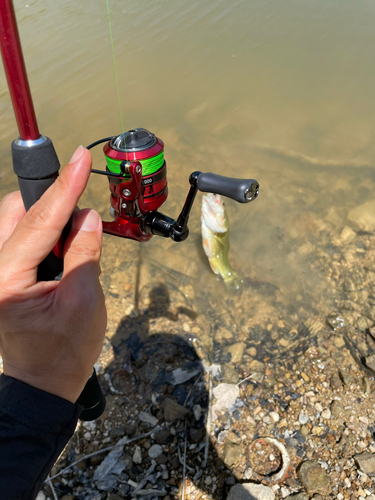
[161,398,189,422]
[348,200,375,232]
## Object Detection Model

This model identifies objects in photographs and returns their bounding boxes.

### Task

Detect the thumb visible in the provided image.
[59,209,102,291]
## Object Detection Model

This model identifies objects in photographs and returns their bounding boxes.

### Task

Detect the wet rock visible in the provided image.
[326,314,347,331]
[161,398,189,422]
[354,452,375,476]
[221,364,239,383]
[284,493,308,500]
[148,444,163,458]
[108,495,123,500]
[223,441,243,467]
[348,200,375,232]
[297,460,330,495]
[339,370,355,385]
[339,226,356,245]
[227,483,275,500]
[249,359,265,372]
[365,354,375,373]
[165,363,202,385]
[223,342,246,364]
[330,372,343,389]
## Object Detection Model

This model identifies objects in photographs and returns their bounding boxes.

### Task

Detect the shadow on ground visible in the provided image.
[105,283,255,500]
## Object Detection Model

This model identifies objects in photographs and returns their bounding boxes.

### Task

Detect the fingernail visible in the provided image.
[68,145,84,164]
[80,210,100,232]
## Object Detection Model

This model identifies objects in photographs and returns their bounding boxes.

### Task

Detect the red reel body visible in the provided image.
[102,129,168,241]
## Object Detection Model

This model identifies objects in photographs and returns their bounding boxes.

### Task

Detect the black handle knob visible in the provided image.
[197,172,259,203]
[76,369,106,421]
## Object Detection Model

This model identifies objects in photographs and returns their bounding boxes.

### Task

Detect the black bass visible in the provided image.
[201,193,239,288]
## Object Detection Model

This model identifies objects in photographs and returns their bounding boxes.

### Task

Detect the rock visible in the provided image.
[148,444,163,458]
[110,426,126,439]
[223,441,243,467]
[321,409,331,420]
[161,398,189,422]
[156,454,168,465]
[125,424,137,436]
[249,359,265,372]
[108,495,124,500]
[193,404,202,420]
[339,226,356,245]
[190,427,204,443]
[330,373,343,389]
[348,200,375,232]
[35,494,45,500]
[227,483,275,500]
[221,364,239,383]
[330,400,344,417]
[223,342,246,364]
[212,383,240,420]
[154,429,172,444]
[365,354,375,373]
[297,461,331,495]
[60,496,74,500]
[285,494,308,500]
[299,414,309,425]
[339,370,355,385]
[354,452,375,476]
[165,363,202,385]
[138,411,159,426]
[133,445,142,464]
[269,411,280,423]
[326,314,347,331]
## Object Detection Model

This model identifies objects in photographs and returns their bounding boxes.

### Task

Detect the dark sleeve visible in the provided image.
[0,374,82,500]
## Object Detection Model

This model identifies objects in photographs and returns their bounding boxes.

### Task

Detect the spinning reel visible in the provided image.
[88,128,259,242]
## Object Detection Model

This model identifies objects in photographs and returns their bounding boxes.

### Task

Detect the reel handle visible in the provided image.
[197,172,259,203]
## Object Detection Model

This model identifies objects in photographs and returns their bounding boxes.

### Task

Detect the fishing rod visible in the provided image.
[0,1,260,420]
[0,0,105,421]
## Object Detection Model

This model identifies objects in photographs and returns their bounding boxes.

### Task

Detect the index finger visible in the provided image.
[0,147,92,286]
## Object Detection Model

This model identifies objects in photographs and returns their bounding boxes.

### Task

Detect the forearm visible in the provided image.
[0,374,82,500]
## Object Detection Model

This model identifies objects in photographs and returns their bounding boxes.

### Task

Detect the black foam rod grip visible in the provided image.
[197,172,259,203]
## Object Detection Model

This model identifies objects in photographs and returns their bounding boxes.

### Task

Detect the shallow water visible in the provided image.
[1,0,375,363]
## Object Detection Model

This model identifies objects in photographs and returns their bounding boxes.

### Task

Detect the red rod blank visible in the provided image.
[0,0,40,140]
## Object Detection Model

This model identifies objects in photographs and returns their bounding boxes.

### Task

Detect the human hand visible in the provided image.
[0,146,107,403]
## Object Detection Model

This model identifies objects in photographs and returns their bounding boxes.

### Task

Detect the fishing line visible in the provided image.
[105,0,125,134]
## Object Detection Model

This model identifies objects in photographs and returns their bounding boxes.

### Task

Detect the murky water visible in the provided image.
[1,0,375,362]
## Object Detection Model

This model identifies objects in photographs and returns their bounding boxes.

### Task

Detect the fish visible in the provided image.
[201,193,240,289]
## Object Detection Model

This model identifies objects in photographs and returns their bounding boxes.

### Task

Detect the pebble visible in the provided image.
[299,414,309,425]
[148,444,163,458]
[269,411,280,423]
[227,483,275,500]
[161,398,189,422]
[204,476,212,485]
[321,409,331,420]
[35,493,45,500]
[133,445,142,464]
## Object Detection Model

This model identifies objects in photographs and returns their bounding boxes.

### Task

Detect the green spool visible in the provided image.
[105,150,164,177]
